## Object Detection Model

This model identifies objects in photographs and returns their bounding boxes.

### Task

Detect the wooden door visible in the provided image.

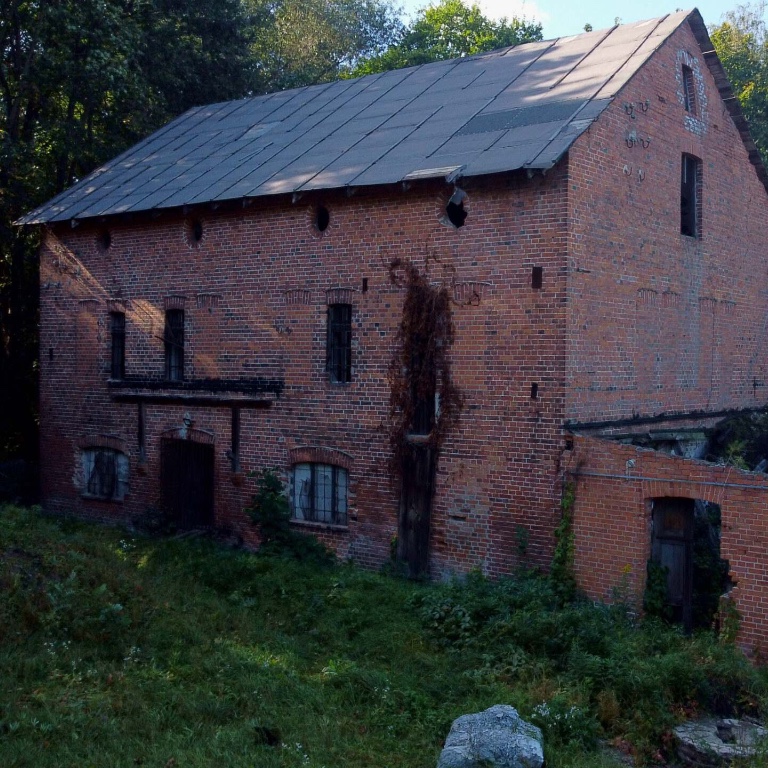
[161,439,214,529]
[651,498,694,631]
[398,443,435,578]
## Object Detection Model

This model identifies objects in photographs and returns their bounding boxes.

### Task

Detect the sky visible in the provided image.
[398,0,761,39]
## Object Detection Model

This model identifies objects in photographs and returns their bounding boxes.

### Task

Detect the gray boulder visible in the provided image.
[437,705,544,768]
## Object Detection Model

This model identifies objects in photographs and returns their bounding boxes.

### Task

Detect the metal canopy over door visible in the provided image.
[651,497,695,631]
[161,438,214,528]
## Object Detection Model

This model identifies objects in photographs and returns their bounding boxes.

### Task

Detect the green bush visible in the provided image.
[245,469,335,565]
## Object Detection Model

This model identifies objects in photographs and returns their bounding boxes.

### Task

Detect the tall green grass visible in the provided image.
[1,504,766,767]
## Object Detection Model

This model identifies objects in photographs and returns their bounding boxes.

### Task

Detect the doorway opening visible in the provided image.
[648,497,731,632]
[161,438,214,529]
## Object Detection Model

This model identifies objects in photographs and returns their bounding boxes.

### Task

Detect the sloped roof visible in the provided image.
[21,9,762,224]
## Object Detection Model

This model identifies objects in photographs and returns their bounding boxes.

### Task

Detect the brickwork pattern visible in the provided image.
[567,23,768,424]
[39,170,569,576]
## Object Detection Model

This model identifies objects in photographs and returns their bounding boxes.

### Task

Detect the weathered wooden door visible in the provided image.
[651,498,694,631]
[161,439,214,528]
[398,443,435,578]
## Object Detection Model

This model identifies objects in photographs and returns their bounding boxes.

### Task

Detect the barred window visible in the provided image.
[82,448,128,501]
[681,154,702,238]
[292,463,348,525]
[165,309,184,381]
[326,303,352,383]
[110,312,125,380]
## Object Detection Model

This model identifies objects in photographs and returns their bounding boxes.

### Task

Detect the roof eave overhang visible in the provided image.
[686,9,768,194]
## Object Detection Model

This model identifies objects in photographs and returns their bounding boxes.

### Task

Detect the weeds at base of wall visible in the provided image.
[551,482,576,603]
[244,469,335,565]
[716,594,741,646]
[643,559,673,622]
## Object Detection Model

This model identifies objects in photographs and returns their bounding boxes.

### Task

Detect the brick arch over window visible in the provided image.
[325,287,355,306]
[77,434,127,453]
[289,446,352,470]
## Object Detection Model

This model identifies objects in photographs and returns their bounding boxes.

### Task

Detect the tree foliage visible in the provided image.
[251,0,402,90]
[711,2,768,164]
[351,0,542,76]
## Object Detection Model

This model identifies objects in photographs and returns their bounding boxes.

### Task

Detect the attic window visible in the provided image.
[315,205,330,233]
[191,219,204,243]
[442,188,467,229]
[682,64,697,115]
[97,230,112,251]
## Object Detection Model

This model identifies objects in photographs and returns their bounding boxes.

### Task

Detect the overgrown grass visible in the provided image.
[1,504,766,767]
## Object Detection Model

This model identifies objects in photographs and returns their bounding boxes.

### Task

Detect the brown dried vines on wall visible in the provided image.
[387,256,463,477]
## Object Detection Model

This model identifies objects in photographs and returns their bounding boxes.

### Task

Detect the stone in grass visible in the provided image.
[437,705,544,768]
[674,718,768,767]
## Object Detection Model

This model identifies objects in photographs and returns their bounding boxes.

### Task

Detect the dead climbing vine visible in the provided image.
[387,255,464,480]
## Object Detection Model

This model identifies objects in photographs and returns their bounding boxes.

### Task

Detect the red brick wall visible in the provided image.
[39,170,570,576]
[570,433,768,657]
[566,21,768,424]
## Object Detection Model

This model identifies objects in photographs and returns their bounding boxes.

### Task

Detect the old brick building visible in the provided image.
[22,11,768,652]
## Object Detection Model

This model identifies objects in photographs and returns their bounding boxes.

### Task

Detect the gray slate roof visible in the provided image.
[22,9,759,224]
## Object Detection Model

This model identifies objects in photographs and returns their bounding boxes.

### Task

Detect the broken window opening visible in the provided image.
[443,188,467,228]
[110,311,126,380]
[82,448,128,501]
[164,308,185,382]
[292,463,348,525]
[681,154,701,238]
[682,64,697,115]
[326,303,352,383]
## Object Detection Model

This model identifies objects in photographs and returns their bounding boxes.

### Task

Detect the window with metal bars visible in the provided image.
[292,463,348,525]
[164,309,184,381]
[110,311,125,380]
[326,303,352,383]
[681,154,702,238]
[82,448,128,500]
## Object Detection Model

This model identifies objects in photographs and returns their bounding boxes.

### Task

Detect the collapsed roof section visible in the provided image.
[20,9,765,225]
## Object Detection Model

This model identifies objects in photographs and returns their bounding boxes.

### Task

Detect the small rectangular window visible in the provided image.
[531,266,543,290]
[292,463,348,525]
[326,303,352,383]
[110,311,125,379]
[682,64,697,115]
[165,309,184,381]
[681,154,701,238]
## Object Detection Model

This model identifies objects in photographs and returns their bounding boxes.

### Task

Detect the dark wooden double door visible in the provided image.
[161,439,214,528]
